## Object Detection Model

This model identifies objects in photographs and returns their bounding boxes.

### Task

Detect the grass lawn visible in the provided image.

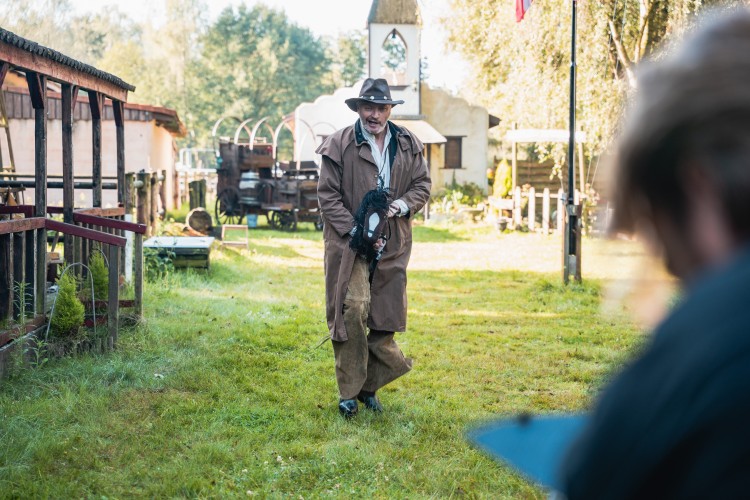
[0,222,649,498]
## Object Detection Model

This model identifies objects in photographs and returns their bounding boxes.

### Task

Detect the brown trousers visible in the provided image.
[332,256,413,400]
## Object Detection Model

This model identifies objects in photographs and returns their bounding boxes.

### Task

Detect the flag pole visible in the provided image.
[563,0,581,284]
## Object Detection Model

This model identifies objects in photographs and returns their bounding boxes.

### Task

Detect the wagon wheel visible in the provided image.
[276,210,298,232]
[215,187,244,225]
[268,211,280,229]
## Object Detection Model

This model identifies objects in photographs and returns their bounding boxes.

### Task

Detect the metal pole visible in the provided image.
[564,0,580,284]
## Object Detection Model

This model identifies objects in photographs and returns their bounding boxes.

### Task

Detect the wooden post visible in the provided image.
[73,231,82,275]
[62,84,77,261]
[160,169,167,213]
[511,123,518,191]
[513,186,522,229]
[557,189,564,235]
[542,188,550,235]
[134,232,143,319]
[24,229,35,316]
[26,71,47,315]
[172,169,179,210]
[12,232,24,320]
[563,201,570,283]
[574,204,582,281]
[189,181,196,209]
[179,171,185,206]
[117,216,126,275]
[528,187,536,232]
[189,179,208,209]
[150,173,159,235]
[0,63,15,174]
[113,101,126,206]
[0,233,10,321]
[81,223,90,275]
[89,91,103,208]
[578,140,586,196]
[107,244,119,346]
[124,173,135,217]
[136,171,149,235]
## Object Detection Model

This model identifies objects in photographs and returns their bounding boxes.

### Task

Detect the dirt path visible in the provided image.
[410,231,650,279]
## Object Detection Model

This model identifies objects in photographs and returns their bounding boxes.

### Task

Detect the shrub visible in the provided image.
[50,271,85,338]
[144,248,175,282]
[89,251,109,300]
[430,180,486,213]
[493,159,513,198]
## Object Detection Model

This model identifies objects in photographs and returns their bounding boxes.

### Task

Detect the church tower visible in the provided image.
[367,0,421,117]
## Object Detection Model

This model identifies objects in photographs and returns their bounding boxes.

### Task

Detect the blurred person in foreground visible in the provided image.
[559,9,750,498]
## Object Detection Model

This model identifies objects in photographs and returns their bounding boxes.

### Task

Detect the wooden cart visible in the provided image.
[214,140,322,232]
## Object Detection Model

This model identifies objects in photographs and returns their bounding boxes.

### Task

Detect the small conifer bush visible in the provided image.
[89,251,109,300]
[50,271,85,338]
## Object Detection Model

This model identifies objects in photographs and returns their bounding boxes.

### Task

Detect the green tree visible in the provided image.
[330,30,367,88]
[65,10,139,64]
[0,0,137,65]
[96,39,159,103]
[3,1,344,148]
[0,0,73,48]
[444,0,744,169]
[188,4,334,144]
[155,0,208,144]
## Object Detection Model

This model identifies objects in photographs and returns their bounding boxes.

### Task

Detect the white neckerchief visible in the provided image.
[360,119,392,190]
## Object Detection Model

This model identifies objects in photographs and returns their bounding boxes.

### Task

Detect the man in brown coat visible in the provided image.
[317,78,431,418]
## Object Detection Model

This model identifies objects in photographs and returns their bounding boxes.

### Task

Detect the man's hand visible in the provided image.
[387,201,401,218]
[373,236,386,252]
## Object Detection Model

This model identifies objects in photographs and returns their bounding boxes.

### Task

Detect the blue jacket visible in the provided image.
[561,246,750,498]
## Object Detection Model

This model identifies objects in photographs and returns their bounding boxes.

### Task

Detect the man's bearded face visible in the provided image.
[357,103,392,136]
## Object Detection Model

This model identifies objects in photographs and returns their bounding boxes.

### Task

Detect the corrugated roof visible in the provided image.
[367,0,420,25]
[0,27,135,92]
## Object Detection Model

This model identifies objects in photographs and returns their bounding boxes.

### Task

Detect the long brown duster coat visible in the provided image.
[317,121,431,341]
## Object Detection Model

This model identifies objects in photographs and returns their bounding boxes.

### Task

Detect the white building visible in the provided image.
[1,70,185,210]
[293,0,499,193]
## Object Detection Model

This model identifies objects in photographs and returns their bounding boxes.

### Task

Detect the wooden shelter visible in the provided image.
[0,27,146,353]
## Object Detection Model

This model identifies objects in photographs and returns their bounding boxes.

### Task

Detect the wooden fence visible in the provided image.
[176,168,217,209]
[489,187,581,234]
[0,205,146,377]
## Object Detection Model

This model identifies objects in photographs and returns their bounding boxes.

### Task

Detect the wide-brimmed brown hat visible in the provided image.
[345,78,405,112]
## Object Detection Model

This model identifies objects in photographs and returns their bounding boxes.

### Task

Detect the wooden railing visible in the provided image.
[0,217,45,345]
[0,206,146,349]
[72,211,146,318]
[46,218,125,345]
[488,187,579,234]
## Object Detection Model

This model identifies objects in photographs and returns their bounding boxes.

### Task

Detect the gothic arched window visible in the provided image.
[380,30,407,85]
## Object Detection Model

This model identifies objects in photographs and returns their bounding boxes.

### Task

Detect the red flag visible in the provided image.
[516,0,533,22]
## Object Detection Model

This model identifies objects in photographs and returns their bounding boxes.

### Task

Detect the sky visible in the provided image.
[70,0,470,93]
